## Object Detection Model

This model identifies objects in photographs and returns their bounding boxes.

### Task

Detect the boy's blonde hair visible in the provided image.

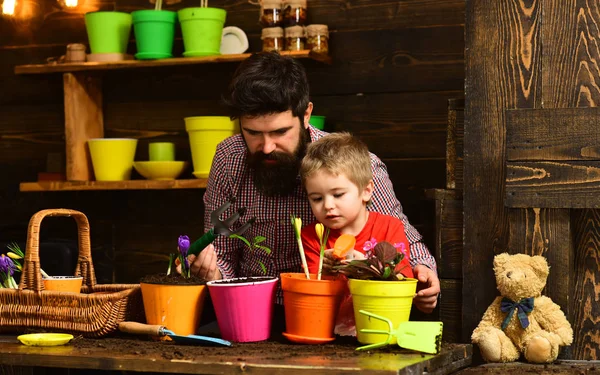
[300,132,372,190]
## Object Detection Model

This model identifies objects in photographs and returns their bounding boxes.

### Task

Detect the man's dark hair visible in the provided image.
[222,51,310,120]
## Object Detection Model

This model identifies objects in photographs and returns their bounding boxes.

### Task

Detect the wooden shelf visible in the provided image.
[19,179,207,192]
[14,50,332,75]
[15,49,331,190]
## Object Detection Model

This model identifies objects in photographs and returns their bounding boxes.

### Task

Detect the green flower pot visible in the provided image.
[132,10,177,60]
[178,7,226,57]
[85,11,132,54]
[309,115,326,130]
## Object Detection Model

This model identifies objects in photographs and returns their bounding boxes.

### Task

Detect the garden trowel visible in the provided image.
[118,322,232,347]
[355,310,443,354]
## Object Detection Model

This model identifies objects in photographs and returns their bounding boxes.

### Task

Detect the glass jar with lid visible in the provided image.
[282,0,307,27]
[260,0,283,27]
[284,25,305,51]
[261,27,285,52]
[306,24,329,54]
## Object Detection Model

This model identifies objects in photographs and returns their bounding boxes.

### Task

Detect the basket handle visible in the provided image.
[19,208,97,291]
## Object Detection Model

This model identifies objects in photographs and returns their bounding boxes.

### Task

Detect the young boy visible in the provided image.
[299,132,414,278]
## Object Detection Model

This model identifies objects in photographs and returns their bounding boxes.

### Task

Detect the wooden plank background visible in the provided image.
[0,0,465,339]
[465,0,600,360]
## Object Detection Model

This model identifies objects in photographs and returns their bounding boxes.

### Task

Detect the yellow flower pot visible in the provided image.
[184,116,238,178]
[348,278,417,344]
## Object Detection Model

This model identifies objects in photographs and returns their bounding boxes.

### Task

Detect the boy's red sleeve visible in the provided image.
[301,225,321,275]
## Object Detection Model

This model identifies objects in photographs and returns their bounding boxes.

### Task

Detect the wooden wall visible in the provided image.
[0,0,465,314]
[465,0,600,360]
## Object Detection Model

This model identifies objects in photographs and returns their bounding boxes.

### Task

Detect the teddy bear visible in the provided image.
[471,253,573,363]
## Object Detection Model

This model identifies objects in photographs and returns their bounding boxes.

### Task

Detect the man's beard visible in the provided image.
[247,127,310,197]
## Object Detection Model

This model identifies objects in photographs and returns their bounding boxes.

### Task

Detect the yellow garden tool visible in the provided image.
[356,309,443,354]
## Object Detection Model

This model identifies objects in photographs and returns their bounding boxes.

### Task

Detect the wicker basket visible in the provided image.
[0,209,144,337]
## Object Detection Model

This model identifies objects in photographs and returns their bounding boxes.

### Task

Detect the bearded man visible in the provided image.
[188,51,440,314]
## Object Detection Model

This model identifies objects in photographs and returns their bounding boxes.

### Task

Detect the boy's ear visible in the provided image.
[362,180,374,203]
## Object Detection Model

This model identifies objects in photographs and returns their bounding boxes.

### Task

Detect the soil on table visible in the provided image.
[71,334,459,363]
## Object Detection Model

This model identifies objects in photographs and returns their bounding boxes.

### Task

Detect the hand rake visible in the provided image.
[188,196,256,256]
[356,309,443,354]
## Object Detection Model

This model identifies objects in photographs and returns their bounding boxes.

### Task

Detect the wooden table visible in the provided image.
[0,335,472,375]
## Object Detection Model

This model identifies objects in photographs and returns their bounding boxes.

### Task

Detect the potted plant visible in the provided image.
[178,1,227,57]
[84,10,133,56]
[131,0,177,60]
[140,235,208,338]
[4,243,82,293]
[332,241,418,345]
[280,218,347,344]
[206,234,277,343]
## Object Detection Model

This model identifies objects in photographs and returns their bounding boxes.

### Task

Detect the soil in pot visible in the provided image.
[140,273,206,285]
[210,276,274,285]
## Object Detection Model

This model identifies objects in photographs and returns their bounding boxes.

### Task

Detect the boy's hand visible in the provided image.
[323,249,365,271]
[413,265,440,313]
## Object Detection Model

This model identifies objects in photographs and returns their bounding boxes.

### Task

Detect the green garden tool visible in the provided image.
[188,196,256,256]
[356,309,443,354]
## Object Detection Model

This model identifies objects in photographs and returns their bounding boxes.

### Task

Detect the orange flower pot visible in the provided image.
[140,282,207,338]
[280,273,346,344]
[42,276,83,293]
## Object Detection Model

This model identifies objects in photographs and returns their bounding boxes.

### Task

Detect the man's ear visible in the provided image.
[303,102,313,129]
[362,180,374,203]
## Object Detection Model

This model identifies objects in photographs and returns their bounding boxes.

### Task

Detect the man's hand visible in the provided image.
[187,244,222,281]
[413,265,440,313]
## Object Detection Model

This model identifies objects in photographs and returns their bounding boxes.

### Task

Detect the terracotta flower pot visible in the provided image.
[140,282,207,338]
[348,278,418,344]
[280,273,346,344]
[42,276,83,293]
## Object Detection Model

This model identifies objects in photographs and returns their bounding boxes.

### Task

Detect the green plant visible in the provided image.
[229,234,272,275]
[291,216,310,279]
[6,242,50,279]
[315,223,330,280]
[333,241,406,281]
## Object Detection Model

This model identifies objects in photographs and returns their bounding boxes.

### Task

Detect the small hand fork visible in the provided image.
[188,196,256,256]
[355,309,443,354]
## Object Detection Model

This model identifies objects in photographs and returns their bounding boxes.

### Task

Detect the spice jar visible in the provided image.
[261,27,285,52]
[306,24,329,54]
[284,25,305,51]
[282,0,307,27]
[260,0,283,27]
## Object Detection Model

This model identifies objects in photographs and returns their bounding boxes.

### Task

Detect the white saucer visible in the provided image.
[220,26,249,55]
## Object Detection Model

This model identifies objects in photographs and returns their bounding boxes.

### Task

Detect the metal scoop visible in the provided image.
[118,322,232,346]
[188,196,256,256]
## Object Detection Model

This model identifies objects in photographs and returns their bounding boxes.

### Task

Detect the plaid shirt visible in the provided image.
[204,126,437,301]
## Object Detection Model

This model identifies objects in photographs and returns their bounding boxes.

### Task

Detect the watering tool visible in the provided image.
[355,310,443,354]
[332,234,356,260]
[188,196,256,256]
[119,322,232,346]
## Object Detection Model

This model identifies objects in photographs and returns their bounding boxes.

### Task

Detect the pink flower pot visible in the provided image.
[207,276,278,342]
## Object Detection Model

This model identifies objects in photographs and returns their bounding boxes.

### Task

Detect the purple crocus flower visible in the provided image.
[0,255,15,276]
[178,235,190,256]
[178,235,190,271]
